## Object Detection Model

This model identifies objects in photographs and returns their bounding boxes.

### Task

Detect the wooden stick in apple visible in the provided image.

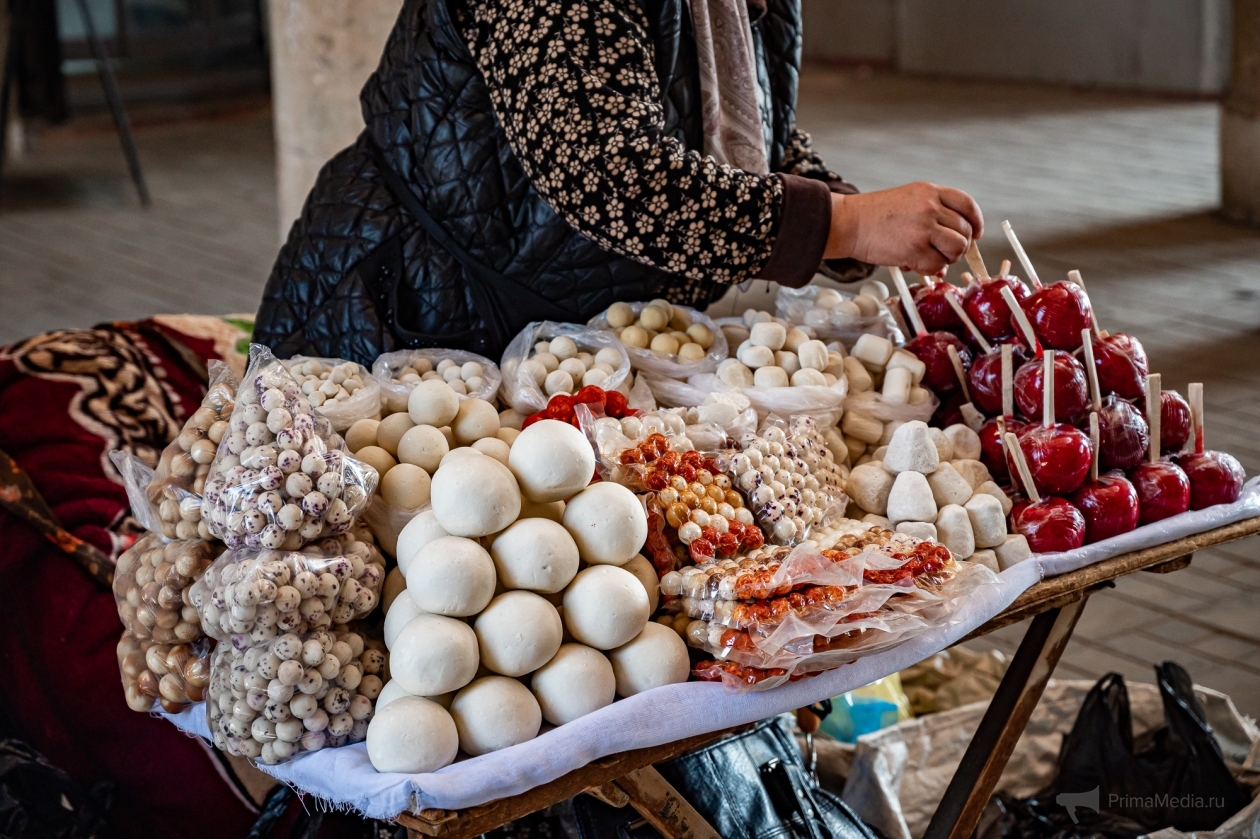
[999,259,1011,276]
[1001,344,1014,418]
[945,292,993,353]
[1081,327,1102,413]
[965,240,990,281]
[890,267,927,337]
[999,284,1042,354]
[1042,351,1055,429]
[1089,412,1100,483]
[1146,373,1162,465]
[1188,382,1204,453]
[1005,431,1042,504]
[1001,220,1043,289]
[1067,270,1105,339]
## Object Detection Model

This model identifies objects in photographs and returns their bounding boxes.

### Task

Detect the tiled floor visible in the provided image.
[1,68,1258,714]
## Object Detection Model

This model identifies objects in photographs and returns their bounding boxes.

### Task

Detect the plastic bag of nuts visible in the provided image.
[206,626,386,764]
[118,632,213,713]
[189,533,385,651]
[145,361,238,539]
[372,348,502,413]
[114,533,220,643]
[587,301,728,380]
[201,345,378,550]
[281,356,381,431]
[499,321,632,414]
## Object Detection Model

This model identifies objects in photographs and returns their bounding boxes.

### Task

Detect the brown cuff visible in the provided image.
[757,174,832,289]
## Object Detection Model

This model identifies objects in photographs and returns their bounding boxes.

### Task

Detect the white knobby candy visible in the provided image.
[935,504,975,559]
[970,550,999,573]
[883,421,940,474]
[852,334,893,370]
[790,369,827,387]
[974,480,1013,515]
[842,357,873,392]
[861,513,892,528]
[754,367,789,388]
[879,421,905,447]
[840,412,883,445]
[951,460,991,490]
[886,471,937,524]
[927,462,973,508]
[774,351,800,376]
[738,344,774,369]
[882,367,913,405]
[895,521,938,541]
[845,463,894,516]
[995,534,1033,570]
[749,322,787,350]
[886,349,925,384]
[928,427,954,462]
[943,424,982,461]
[965,493,1007,549]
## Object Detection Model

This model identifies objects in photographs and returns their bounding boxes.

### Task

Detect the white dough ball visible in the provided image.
[530,644,615,725]
[397,424,449,473]
[474,591,563,677]
[563,565,650,650]
[366,697,459,774]
[409,379,460,427]
[405,536,497,617]
[396,509,449,576]
[381,463,432,509]
[390,614,480,696]
[375,679,415,710]
[608,623,691,697]
[383,591,422,650]
[450,676,542,756]
[452,399,500,445]
[518,498,566,523]
[431,454,522,537]
[508,420,596,503]
[562,482,647,566]
[619,554,660,613]
[471,436,512,465]
[383,566,407,613]
[490,518,580,593]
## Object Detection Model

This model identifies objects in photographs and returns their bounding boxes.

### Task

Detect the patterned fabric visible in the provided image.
[689,0,770,174]
[457,0,785,286]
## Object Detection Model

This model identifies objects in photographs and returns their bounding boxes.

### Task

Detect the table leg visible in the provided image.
[614,766,722,839]
[922,596,1089,839]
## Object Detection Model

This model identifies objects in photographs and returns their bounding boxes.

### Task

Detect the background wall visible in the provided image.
[802,0,1232,95]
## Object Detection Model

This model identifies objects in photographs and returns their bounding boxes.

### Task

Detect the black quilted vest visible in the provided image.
[253,0,806,365]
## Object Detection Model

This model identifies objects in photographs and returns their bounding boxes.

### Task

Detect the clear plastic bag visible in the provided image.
[206,625,386,765]
[372,349,501,414]
[499,321,632,414]
[281,356,381,432]
[642,371,849,427]
[114,533,219,643]
[118,631,212,713]
[842,390,938,426]
[587,302,727,379]
[360,497,429,558]
[775,285,903,348]
[189,532,385,650]
[109,450,165,537]
[201,345,378,550]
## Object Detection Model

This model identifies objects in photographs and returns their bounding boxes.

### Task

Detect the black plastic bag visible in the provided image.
[0,740,110,839]
[979,663,1249,839]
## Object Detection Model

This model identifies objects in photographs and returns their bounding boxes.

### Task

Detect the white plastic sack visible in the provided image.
[499,321,631,414]
[643,371,848,427]
[587,302,727,379]
[840,680,1259,839]
[372,349,501,414]
[776,285,903,348]
[282,356,381,432]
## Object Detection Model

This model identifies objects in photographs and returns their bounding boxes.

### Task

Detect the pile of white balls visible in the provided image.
[282,358,371,409]
[602,300,715,361]
[716,312,845,389]
[519,335,630,397]
[366,418,689,774]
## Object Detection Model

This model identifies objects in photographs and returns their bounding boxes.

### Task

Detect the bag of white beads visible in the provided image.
[118,631,213,713]
[189,532,385,652]
[141,361,239,539]
[206,626,386,765]
[499,321,632,414]
[775,284,902,348]
[587,301,727,380]
[281,356,381,432]
[372,349,501,414]
[114,533,219,643]
[201,345,378,551]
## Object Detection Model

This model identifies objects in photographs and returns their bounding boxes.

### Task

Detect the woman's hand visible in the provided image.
[824,182,984,275]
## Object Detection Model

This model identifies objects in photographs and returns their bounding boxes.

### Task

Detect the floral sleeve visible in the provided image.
[455,0,832,288]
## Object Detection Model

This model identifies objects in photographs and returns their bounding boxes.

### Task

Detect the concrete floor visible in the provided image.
[2,67,1259,714]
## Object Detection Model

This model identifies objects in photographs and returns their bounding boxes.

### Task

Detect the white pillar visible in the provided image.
[1222,0,1260,224]
[268,0,403,242]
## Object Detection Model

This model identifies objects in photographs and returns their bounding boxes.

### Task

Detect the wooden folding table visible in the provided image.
[398,517,1260,839]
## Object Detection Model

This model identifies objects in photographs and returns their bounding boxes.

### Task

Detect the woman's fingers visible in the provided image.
[938,187,984,240]
[931,224,969,263]
[935,204,973,242]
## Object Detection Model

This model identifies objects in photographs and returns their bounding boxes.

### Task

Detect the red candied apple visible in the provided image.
[1159,390,1192,454]
[1099,333,1148,378]
[1014,351,1089,423]
[1071,471,1140,543]
[910,283,964,334]
[1086,335,1145,401]
[932,389,966,430]
[968,344,1029,416]
[1010,497,1086,552]
[1020,282,1093,351]
[1173,451,1245,509]
[964,276,1029,342]
[1016,423,1092,496]
[979,418,1026,484]
[1129,461,1191,525]
[905,332,972,394]
[1096,396,1150,472]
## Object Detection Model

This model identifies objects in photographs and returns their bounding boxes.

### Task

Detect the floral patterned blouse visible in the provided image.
[455,0,853,290]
